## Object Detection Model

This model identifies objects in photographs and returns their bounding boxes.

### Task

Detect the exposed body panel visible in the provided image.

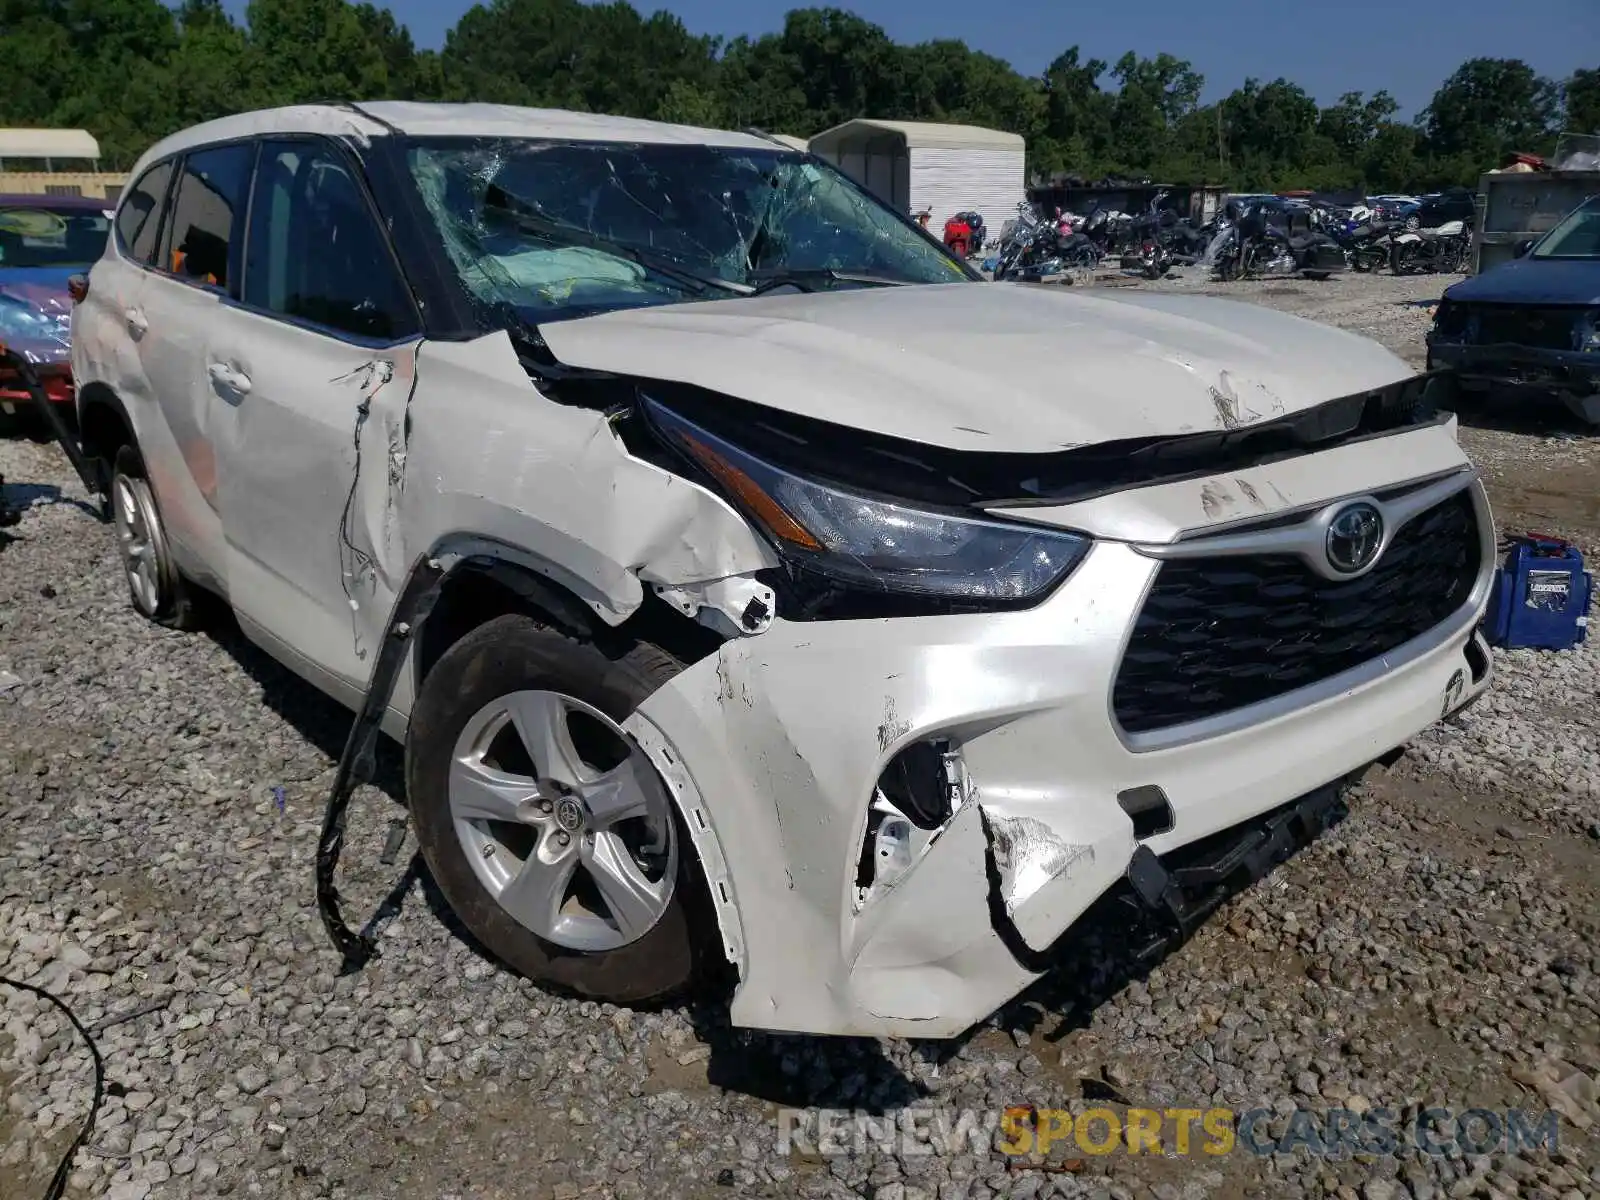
[623,424,1493,1035]
[539,282,1415,452]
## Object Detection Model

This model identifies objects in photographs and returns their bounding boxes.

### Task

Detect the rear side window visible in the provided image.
[164,144,256,292]
[115,160,175,266]
[243,140,417,341]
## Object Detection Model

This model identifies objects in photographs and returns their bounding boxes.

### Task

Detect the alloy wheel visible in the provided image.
[448,689,678,952]
[112,472,167,617]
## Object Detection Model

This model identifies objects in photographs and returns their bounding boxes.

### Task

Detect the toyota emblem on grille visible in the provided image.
[1325,502,1384,574]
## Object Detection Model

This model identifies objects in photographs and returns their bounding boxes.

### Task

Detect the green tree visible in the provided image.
[1563,68,1600,136]
[1107,52,1202,173]
[0,0,1571,193]
[1035,48,1113,176]
[245,0,391,104]
[1421,57,1558,169]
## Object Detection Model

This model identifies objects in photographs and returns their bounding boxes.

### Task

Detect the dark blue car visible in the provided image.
[1426,193,1600,427]
[0,193,112,427]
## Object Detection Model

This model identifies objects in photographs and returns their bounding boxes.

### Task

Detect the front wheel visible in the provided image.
[406,614,712,1005]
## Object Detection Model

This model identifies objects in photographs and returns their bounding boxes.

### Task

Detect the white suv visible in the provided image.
[71,103,1495,1038]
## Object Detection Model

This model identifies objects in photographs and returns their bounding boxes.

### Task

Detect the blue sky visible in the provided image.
[228,0,1599,119]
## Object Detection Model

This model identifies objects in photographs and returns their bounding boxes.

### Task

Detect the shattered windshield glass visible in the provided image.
[403,138,970,324]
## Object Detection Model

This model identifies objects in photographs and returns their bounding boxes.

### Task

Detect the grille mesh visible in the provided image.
[1113,492,1481,735]
[1470,305,1579,352]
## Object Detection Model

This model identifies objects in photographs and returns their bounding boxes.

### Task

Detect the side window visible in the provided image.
[164,143,255,292]
[115,160,175,266]
[244,141,417,341]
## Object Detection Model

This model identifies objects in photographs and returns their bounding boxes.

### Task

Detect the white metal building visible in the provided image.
[0,128,101,169]
[807,119,1026,249]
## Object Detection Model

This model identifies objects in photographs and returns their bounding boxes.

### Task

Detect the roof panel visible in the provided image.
[128,103,779,179]
[0,128,100,159]
[808,119,1025,153]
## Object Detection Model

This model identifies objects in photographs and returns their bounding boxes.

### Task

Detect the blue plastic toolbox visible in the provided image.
[1482,534,1593,651]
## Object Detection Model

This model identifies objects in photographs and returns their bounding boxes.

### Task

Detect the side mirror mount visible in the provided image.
[1514,238,1536,258]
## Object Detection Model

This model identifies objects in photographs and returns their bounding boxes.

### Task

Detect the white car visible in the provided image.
[70,103,1496,1039]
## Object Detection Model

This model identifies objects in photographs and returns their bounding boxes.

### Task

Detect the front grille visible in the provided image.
[1113,492,1481,735]
[1468,304,1581,352]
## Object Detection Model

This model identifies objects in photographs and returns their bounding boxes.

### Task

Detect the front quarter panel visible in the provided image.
[399,332,777,628]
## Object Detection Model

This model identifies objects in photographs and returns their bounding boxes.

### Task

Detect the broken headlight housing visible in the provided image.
[643,397,1090,605]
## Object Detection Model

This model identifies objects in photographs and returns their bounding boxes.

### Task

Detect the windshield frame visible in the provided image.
[373,132,981,338]
[1529,195,1600,261]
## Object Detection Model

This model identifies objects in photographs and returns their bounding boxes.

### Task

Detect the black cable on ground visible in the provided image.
[0,976,106,1200]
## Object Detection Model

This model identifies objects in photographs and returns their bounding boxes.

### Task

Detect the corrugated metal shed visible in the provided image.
[807,120,1026,252]
[769,134,810,151]
[0,128,100,161]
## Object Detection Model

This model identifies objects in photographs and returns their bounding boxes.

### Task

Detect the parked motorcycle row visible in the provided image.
[974,191,1474,283]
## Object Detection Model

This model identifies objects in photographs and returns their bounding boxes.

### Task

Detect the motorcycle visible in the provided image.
[993,202,1099,281]
[942,213,974,258]
[1329,218,1400,272]
[1211,200,1347,281]
[962,211,988,256]
[1389,219,1471,274]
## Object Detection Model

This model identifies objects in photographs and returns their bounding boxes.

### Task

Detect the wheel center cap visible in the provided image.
[554,796,585,833]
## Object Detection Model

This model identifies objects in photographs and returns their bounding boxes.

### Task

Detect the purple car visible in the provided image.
[0,193,112,424]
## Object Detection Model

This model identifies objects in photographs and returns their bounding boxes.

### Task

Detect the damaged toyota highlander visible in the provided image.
[69,104,1496,1038]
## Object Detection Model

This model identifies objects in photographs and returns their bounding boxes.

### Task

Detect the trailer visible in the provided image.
[807,119,1025,253]
[1471,164,1600,274]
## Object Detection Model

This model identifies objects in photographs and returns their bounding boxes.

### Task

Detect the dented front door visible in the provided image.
[210,309,418,691]
[210,137,424,695]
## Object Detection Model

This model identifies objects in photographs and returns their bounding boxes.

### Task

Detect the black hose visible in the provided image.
[0,977,106,1200]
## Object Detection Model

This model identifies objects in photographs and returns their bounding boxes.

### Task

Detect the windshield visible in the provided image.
[1531,197,1600,259]
[0,204,110,269]
[403,138,970,324]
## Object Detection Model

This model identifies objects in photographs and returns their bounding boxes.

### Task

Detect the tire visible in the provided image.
[110,444,199,629]
[406,613,712,1005]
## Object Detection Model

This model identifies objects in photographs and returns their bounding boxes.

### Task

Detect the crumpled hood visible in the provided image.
[0,267,73,367]
[1443,257,1600,307]
[538,282,1414,452]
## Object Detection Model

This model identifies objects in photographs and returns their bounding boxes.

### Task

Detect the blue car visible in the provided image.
[1427,194,1600,427]
[0,193,112,428]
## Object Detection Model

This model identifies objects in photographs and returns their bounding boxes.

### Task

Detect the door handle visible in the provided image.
[124,307,147,335]
[208,362,252,395]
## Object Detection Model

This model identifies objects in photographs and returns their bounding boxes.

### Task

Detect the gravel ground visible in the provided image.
[2,270,1597,1200]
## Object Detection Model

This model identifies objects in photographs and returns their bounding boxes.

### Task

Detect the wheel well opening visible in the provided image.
[416,562,728,690]
[77,386,132,468]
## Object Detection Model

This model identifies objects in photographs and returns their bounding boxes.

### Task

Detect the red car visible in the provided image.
[0,193,111,428]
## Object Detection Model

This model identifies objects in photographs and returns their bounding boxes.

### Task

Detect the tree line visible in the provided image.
[1,0,1595,193]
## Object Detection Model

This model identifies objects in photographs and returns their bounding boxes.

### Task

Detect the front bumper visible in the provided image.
[628,430,1497,1039]
[1427,342,1600,425]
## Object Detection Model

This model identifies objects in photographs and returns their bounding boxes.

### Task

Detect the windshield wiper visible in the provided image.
[486,201,754,298]
[746,267,914,295]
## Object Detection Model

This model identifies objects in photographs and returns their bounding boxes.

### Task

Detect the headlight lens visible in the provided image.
[1580,310,1600,352]
[644,398,1091,602]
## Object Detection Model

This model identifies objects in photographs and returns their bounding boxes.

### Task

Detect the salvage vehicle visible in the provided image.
[69,103,1497,1038]
[1427,193,1600,427]
[0,193,110,431]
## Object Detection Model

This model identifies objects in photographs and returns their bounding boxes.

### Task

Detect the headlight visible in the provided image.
[643,398,1091,602]
[1581,310,1600,352]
